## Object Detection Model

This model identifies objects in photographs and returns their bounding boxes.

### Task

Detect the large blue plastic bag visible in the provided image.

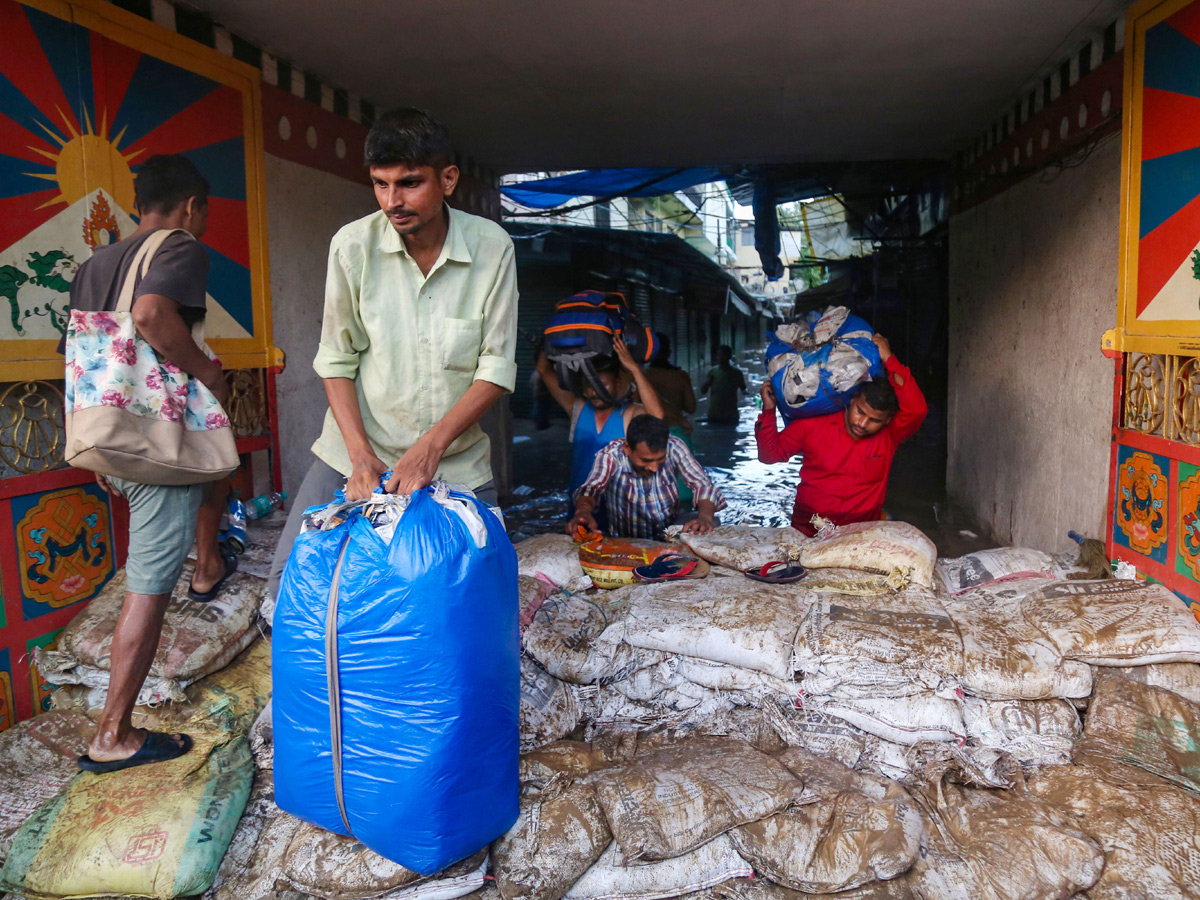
[272,485,519,876]
[764,306,883,420]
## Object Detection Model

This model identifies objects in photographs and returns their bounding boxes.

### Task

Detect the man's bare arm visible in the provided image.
[324,377,389,499]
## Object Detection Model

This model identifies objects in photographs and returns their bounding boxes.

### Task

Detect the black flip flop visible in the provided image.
[743,560,807,583]
[77,731,193,774]
[187,552,238,603]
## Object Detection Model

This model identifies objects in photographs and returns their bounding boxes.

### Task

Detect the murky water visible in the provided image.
[504,351,799,540]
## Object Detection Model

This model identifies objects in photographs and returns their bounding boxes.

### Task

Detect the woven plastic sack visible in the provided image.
[492,776,611,900]
[764,306,883,420]
[516,534,587,589]
[0,731,251,900]
[730,747,922,893]
[0,713,93,865]
[798,520,937,589]
[669,525,806,573]
[519,657,581,751]
[935,547,1056,594]
[563,834,753,900]
[1106,661,1200,704]
[941,579,1091,700]
[35,564,263,706]
[1021,579,1200,666]
[1027,763,1200,900]
[591,736,803,861]
[960,698,1080,767]
[274,485,519,875]
[605,579,813,680]
[1073,671,1200,795]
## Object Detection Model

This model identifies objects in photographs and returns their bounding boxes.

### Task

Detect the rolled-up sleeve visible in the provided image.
[575,445,618,503]
[473,240,518,392]
[313,241,368,380]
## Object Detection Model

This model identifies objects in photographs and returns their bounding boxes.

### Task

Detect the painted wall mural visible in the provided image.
[0,0,273,380]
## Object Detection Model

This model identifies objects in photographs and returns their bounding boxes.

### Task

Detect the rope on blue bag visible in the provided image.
[325,534,355,835]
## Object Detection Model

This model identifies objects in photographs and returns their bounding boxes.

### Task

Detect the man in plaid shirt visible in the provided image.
[569,415,726,539]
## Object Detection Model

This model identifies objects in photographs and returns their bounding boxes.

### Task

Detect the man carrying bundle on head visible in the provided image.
[536,316,665,528]
[756,334,928,536]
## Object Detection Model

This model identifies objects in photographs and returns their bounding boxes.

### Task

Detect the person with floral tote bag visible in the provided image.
[64,155,234,773]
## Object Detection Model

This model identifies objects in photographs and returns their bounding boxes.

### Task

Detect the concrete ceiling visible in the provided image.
[187,0,1130,173]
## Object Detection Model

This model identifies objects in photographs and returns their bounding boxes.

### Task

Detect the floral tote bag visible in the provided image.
[63,228,238,484]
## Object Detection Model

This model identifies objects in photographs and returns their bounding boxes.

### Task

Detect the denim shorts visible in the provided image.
[107,477,203,595]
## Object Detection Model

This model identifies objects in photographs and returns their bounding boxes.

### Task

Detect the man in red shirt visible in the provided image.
[756,334,928,535]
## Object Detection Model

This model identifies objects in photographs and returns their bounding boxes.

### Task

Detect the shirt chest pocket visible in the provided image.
[441,317,482,372]
[862,453,889,481]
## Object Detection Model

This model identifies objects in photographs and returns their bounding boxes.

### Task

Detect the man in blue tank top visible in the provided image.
[536,336,664,527]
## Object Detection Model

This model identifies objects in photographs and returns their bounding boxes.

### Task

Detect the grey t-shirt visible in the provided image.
[60,229,209,353]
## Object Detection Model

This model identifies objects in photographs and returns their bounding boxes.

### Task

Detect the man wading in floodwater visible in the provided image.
[755,334,928,536]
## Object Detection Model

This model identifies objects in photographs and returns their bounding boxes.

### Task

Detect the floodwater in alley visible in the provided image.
[503,359,799,541]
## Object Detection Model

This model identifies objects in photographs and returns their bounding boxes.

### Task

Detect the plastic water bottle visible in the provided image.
[245,491,287,520]
[219,499,248,554]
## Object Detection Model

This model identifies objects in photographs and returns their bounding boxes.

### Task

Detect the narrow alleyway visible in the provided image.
[503,349,995,557]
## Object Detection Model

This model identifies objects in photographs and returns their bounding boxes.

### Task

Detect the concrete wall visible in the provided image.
[264,153,374,494]
[947,136,1119,551]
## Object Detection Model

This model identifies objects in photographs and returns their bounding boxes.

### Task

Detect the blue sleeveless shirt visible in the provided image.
[570,402,628,498]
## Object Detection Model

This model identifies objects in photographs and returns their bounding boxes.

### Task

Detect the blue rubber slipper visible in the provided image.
[78,731,193,774]
[634,553,700,582]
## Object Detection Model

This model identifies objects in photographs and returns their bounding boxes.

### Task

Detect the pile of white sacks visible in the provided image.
[510,520,1200,900]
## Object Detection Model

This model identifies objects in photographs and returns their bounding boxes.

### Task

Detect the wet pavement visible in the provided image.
[502,355,995,558]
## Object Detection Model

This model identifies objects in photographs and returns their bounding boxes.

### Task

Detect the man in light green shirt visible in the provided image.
[267,107,517,605]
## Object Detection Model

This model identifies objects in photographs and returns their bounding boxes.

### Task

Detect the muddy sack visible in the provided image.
[1026,763,1200,900]
[606,579,812,680]
[941,579,1092,700]
[274,485,519,875]
[520,657,581,751]
[1073,671,1200,795]
[670,525,806,573]
[492,776,612,900]
[1,731,252,900]
[1022,579,1200,666]
[902,768,1104,900]
[798,521,936,589]
[516,534,588,589]
[1106,661,1200,704]
[0,712,92,865]
[960,698,1080,767]
[522,586,666,686]
[730,748,921,894]
[794,587,962,698]
[51,637,272,737]
[591,735,803,861]
[34,565,263,706]
[811,693,964,746]
[563,834,753,900]
[934,547,1056,595]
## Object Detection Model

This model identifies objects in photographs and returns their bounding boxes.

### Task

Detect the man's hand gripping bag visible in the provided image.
[272,486,519,875]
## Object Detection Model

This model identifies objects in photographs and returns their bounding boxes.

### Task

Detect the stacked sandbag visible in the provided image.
[1026,763,1200,900]
[670,525,806,573]
[941,578,1092,700]
[51,637,272,737]
[959,697,1081,767]
[516,534,588,590]
[0,712,92,864]
[935,547,1057,594]
[0,729,253,899]
[520,656,582,750]
[799,520,937,590]
[729,748,922,894]
[33,564,265,705]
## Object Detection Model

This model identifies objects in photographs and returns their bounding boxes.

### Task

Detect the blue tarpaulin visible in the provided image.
[502,167,722,209]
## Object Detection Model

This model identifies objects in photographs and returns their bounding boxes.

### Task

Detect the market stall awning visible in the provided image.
[503,167,722,209]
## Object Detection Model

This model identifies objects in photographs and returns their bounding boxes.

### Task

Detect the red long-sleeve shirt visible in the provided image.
[755,355,928,535]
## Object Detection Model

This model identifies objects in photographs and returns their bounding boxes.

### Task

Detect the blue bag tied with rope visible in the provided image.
[764,305,884,420]
[273,481,519,875]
